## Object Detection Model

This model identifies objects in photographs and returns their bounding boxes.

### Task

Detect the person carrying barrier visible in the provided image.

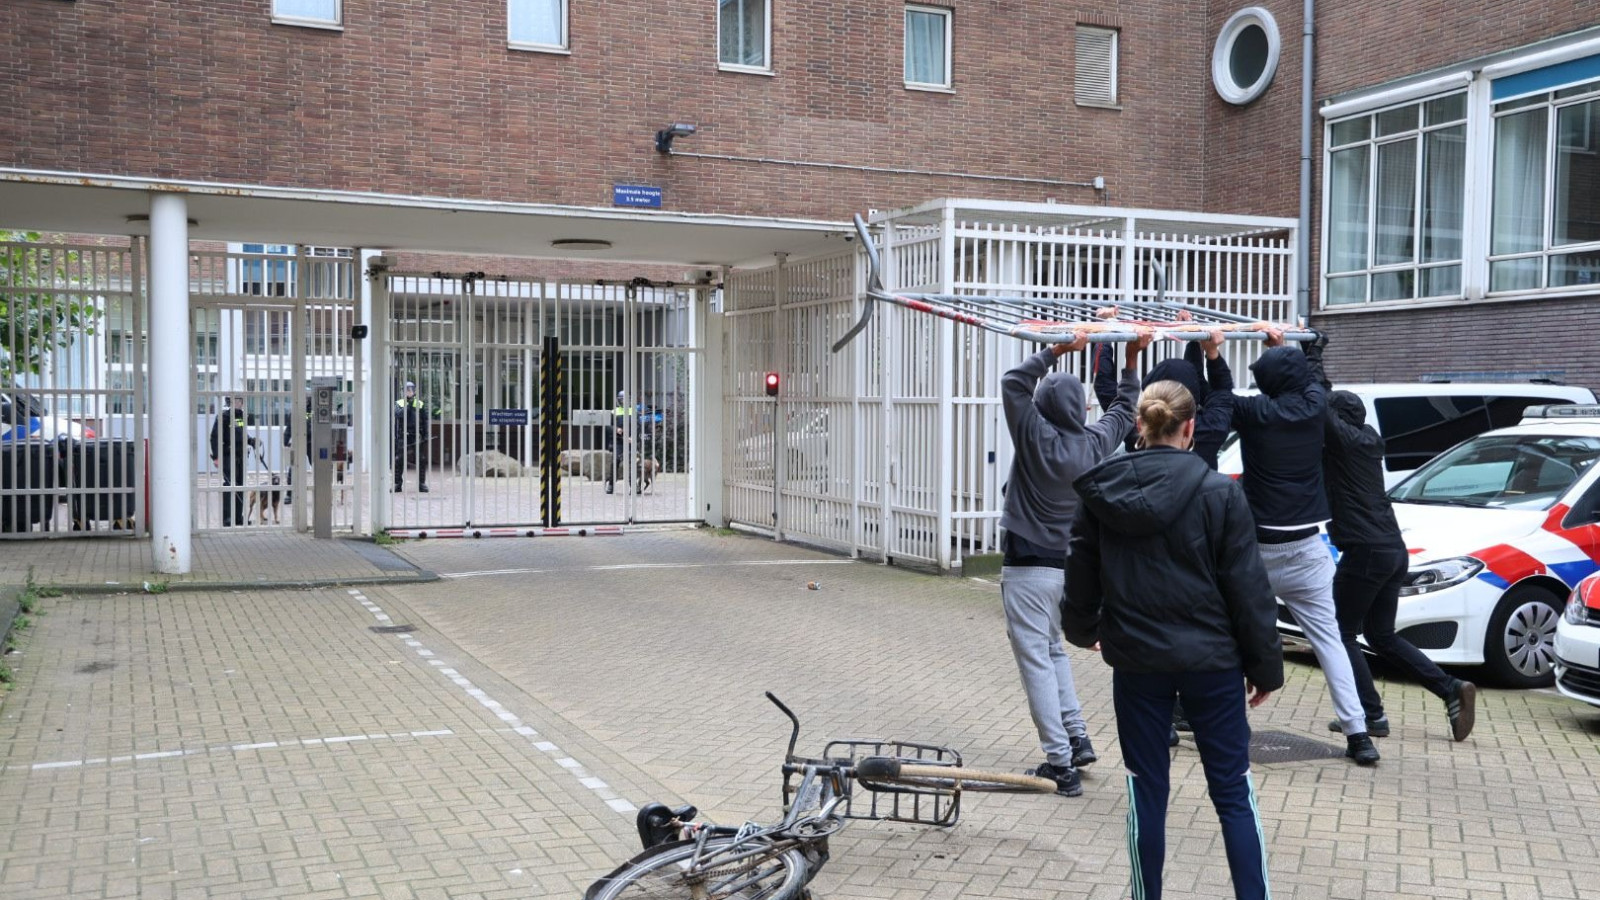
[1230,328,1377,766]
[999,328,1154,796]
[1063,379,1283,900]
[1303,334,1478,743]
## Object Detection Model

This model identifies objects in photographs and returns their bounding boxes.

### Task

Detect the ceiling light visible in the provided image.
[655,123,698,154]
[551,238,613,251]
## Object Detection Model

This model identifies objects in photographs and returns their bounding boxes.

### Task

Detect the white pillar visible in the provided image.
[690,275,724,526]
[148,193,192,574]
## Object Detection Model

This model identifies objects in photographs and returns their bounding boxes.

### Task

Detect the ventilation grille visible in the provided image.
[1075,26,1119,106]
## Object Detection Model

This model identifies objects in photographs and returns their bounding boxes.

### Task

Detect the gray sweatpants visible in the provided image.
[1001,565,1089,768]
[1257,535,1367,735]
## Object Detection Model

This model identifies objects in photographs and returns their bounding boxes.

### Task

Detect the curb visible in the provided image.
[21,571,442,596]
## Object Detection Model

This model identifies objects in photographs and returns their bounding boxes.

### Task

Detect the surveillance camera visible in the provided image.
[350,324,370,340]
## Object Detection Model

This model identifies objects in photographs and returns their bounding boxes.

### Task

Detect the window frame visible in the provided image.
[271,0,343,31]
[903,4,953,92]
[1073,25,1120,108]
[1321,93,1469,308]
[1212,7,1280,106]
[507,0,570,54]
[717,0,772,74]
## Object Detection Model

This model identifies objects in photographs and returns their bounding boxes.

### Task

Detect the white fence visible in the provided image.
[722,198,1297,569]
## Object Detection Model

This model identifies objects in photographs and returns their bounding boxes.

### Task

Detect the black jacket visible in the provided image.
[1063,447,1284,690]
[1230,346,1331,527]
[1094,342,1234,469]
[1303,341,1402,548]
[209,409,257,463]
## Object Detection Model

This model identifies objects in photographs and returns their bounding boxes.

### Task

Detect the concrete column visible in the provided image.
[148,193,192,574]
[690,275,725,526]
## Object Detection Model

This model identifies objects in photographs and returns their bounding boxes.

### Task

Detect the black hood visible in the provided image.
[1328,390,1366,427]
[1034,372,1086,432]
[1143,358,1206,404]
[1074,447,1211,537]
[1249,347,1311,397]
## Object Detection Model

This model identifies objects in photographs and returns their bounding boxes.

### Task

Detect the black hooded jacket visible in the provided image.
[1303,341,1402,548]
[1095,342,1234,468]
[1230,346,1331,528]
[1062,447,1284,690]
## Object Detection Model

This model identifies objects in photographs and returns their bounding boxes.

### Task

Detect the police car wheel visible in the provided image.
[1483,586,1563,689]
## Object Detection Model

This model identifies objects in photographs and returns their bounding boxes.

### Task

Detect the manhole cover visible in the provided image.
[1248,729,1345,764]
[369,624,416,634]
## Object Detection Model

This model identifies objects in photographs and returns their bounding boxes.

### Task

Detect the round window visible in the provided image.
[1213,7,1281,105]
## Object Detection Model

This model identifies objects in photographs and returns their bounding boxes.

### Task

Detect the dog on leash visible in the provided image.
[635,458,660,494]
[248,474,284,525]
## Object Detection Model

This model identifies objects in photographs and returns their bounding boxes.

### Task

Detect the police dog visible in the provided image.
[248,474,284,525]
[635,457,660,494]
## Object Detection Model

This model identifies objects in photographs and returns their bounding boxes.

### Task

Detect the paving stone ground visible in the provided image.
[1,528,1599,899]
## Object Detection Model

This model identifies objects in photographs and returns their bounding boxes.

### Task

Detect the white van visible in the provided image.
[1217,382,1597,488]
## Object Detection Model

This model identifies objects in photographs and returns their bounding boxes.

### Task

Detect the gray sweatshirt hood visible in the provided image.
[1035,372,1087,432]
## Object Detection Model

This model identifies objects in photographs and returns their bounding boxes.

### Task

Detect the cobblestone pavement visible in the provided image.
[1,528,1599,899]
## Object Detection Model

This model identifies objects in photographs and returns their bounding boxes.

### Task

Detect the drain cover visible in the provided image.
[1248,729,1346,764]
[369,624,416,634]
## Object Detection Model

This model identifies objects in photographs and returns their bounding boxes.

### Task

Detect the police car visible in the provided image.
[1280,404,1600,689]
[1554,571,1600,706]
[0,391,94,442]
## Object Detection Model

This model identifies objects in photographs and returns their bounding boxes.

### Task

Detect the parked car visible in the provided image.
[1554,570,1600,707]
[1276,406,1600,688]
[1219,381,1595,488]
[733,407,831,482]
[0,391,95,442]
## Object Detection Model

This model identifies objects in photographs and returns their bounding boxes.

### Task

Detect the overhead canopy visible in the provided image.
[0,170,855,269]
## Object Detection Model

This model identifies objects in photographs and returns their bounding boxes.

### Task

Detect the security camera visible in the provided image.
[350,324,370,340]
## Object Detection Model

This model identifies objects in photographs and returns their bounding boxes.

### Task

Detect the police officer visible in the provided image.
[209,396,258,527]
[393,381,430,493]
[605,390,633,495]
[282,396,312,504]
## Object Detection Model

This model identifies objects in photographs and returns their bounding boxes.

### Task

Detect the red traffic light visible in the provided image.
[764,372,780,397]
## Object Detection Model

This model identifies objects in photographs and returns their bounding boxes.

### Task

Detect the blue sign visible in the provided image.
[488,408,529,427]
[613,184,663,208]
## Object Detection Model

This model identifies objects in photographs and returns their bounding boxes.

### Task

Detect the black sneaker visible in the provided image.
[1025,761,1083,797]
[1328,716,1390,738]
[1345,733,1380,767]
[1168,726,1180,747]
[1447,680,1477,742]
[1069,735,1098,768]
[420,484,430,493]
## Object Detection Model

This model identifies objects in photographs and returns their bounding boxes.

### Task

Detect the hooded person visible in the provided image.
[1302,337,1478,743]
[1064,379,1282,900]
[1095,333,1235,468]
[1230,330,1376,765]
[998,330,1153,796]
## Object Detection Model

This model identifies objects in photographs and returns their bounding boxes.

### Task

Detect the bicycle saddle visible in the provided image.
[635,802,699,850]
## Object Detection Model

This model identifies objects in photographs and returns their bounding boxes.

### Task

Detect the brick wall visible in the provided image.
[1,0,1214,223]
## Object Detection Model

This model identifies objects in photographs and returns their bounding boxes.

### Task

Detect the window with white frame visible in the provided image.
[272,0,341,28]
[719,0,770,71]
[509,0,567,51]
[1490,77,1600,292]
[1075,26,1118,107]
[904,6,951,90]
[1324,94,1467,305]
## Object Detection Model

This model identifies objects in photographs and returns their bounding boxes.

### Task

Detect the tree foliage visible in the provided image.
[0,230,98,382]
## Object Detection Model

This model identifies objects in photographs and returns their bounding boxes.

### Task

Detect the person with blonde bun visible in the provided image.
[1064,380,1282,900]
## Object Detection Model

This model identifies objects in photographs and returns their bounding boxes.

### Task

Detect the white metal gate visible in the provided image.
[189,246,363,533]
[723,199,1298,569]
[382,274,695,532]
[1,236,143,538]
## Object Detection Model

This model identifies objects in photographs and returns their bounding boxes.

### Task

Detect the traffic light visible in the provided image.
[764,372,780,397]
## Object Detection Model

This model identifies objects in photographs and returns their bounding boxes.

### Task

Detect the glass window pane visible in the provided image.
[1376,105,1418,136]
[1372,270,1415,301]
[1553,100,1600,246]
[905,9,949,86]
[509,0,563,46]
[1324,274,1367,306]
[1425,93,1467,125]
[274,0,339,21]
[1421,125,1465,262]
[1491,107,1548,255]
[1555,79,1600,100]
[1549,251,1600,287]
[1327,146,1370,273]
[1490,257,1541,292]
[1330,116,1370,146]
[1496,94,1547,111]
[1420,265,1461,298]
[719,0,767,67]
[1375,138,1418,265]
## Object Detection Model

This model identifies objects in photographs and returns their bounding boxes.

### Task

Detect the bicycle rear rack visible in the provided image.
[818,738,964,827]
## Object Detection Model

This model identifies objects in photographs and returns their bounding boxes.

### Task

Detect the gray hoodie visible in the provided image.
[999,348,1139,552]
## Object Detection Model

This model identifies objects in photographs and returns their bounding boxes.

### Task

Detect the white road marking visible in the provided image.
[440,559,858,579]
[349,590,638,815]
[15,729,455,773]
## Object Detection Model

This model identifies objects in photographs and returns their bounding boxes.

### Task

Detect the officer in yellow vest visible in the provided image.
[393,381,430,493]
[606,390,634,494]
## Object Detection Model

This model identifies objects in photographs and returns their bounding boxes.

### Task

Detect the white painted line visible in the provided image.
[556,757,582,769]
[33,760,84,769]
[410,729,453,738]
[17,730,456,772]
[231,742,280,752]
[440,559,859,579]
[135,750,186,761]
[533,741,558,753]
[606,798,638,813]
[323,735,369,744]
[580,777,609,790]
[513,726,539,737]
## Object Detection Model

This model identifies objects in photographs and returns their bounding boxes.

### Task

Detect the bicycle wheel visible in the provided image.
[854,757,1055,793]
[585,836,810,900]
